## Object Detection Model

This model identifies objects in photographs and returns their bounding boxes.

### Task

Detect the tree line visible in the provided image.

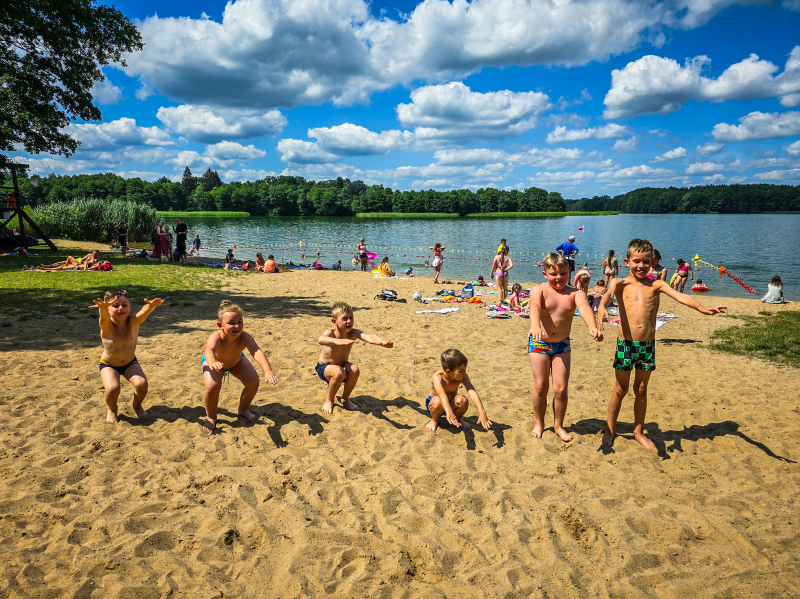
[5,169,798,215]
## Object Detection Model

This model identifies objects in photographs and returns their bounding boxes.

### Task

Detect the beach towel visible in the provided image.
[416,307,459,314]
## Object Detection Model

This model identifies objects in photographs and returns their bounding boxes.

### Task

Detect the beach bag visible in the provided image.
[461,284,474,299]
[375,289,398,301]
[97,262,112,271]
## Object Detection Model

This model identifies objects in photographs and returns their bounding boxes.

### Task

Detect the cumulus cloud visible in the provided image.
[529,170,597,183]
[604,46,800,119]
[703,174,726,183]
[91,79,123,105]
[278,124,413,163]
[119,0,760,110]
[432,147,584,169]
[697,142,724,155]
[546,123,629,144]
[785,140,800,156]
[157,105,287,143]
[611,136,640,153]
[753,168,800,180]
[597,164,676,179]
[684,159,743,174]
[652,147,687,162]
[396,82,552,143]
[221,168,276,182]
[166,142,267,169]
[712,110,800,141]
[67,118,177,151]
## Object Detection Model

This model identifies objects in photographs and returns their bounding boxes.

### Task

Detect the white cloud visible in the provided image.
[396,82,552,143]
[696,142,724,155]
[785,0,800,10]
[278,123,413,163]
[703,174,726,183]
[67,118,177,151]
[597,164,676,179]
[546,123,629,144]
[712,110,800,141]
[204,141,266,160]
[166,142,267,169]
[611,136,640,153]
[119,0,760,110]
[604,46,800,119]
[433,149,510,166]
[91,79,123,105]
[431,146,584,169]
[783,140,800,156]
[529,170,597,183]
[685,159,743,174]
[157,105,287,143]
[221,169,276,182]
[652,147,687,162]
[753,168,800,180]
[748,157,800,169]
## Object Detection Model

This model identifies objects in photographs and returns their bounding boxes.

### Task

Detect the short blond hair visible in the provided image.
[332,301,352,318]
[218,299,243,321]
[627,238,653,258]
[543,252,568,271]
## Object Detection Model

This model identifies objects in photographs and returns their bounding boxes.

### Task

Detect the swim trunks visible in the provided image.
[613,338,656,372]
[99,357,139,376]
[316,362,348,383]
[201,352,245,376]
[425,395,433,413]
[528,336,571,356]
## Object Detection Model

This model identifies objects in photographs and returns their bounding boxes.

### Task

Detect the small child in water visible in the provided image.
[316,302,393,414]
[201,300,278,434]
[425,349,492,432]
[92,289,163,423]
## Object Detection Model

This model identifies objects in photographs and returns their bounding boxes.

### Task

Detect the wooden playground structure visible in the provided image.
[1,164,57,251]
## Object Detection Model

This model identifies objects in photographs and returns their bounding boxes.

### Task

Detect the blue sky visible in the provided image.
[13,0,800,197]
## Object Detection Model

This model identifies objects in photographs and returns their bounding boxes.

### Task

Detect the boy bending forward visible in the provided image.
[316,302,393,413]
[529,252,603,441]
[597,239,726,449]
[425,349,492,432]
[92,289,163,422]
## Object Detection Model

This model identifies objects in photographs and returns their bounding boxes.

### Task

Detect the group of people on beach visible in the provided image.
[92,236,727,449]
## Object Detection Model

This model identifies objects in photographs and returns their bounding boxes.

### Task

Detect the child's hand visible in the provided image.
[477,412,492,431]
[589,328,603,342]
[529,326,543,341]
[445,410,462,429]
[144,298,164,308]
[209,361,225,371]
[703,305,727,315]
[382,340,394,348]
[596,309,607,330]
[90,298,113,310]
[264,370,278,385]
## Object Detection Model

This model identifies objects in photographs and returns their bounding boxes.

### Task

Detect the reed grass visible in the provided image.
[156,211,250,217]
[465,211,619,217]
[354,212,460,218]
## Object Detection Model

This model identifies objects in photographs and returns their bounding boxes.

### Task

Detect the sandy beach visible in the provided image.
[0,267,798,598]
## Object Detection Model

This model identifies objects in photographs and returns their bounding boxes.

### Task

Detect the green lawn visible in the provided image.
[709,310,800,368]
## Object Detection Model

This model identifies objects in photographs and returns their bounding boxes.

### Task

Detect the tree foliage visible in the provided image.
[0,0,143,169]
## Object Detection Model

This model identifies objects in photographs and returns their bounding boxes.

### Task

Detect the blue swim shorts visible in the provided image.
[316,362,348,383]
[528,336,571,356]
[425,395,433,413]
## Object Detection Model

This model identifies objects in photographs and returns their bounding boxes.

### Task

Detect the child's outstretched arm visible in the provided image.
[134,298,164,325]
[318,331,355,347]
[574,290,603,341]
[356,330,394,348]
[90,297,114,330]
[463,374,492,430]
[655,281,726,314]
[528,286,544,340]
[243,333,278,385]
[596,278,619,331]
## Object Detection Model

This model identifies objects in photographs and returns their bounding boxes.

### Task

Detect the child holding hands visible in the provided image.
[201,300,278,434]
[425,349,492,432]
[597,239,726,449]
[528,252,603,441]
[316,302,393,414]
[92,289,163,423]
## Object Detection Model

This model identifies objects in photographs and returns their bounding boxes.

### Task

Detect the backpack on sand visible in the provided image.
[374,289,398,301]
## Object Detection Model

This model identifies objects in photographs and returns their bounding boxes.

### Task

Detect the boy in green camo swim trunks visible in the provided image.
[596,239,727,450]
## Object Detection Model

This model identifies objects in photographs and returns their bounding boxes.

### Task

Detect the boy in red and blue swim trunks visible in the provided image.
[528,252,603,441]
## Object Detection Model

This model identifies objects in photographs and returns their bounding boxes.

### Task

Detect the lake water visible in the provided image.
[178,214,799,300]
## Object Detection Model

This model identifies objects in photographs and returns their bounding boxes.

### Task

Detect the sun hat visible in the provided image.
[568,235,576,241]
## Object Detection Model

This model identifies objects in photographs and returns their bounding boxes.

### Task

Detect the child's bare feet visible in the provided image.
[599,430,615,446]
[554,425,571,442]
[342,398,360,411]
[634,431,656,450]
[106,410,119,423]
[202,418,216,434]
[529,424,544,438]
[321,400,334,414]
[238,410,257,423]
[425,419,439,432]
[133,406,149,419]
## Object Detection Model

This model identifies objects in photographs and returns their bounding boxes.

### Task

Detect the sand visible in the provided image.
[1,268,798,598]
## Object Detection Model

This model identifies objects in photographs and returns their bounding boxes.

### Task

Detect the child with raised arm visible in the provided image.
[597,239,726,449]
[316,302,393,414]
[528,252,603,441]
[425,349,492,433]
[201,300,278,434]
[91,289,163,423]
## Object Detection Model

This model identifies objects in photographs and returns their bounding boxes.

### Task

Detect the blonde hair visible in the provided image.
[543,252,568,271]
[627,238,653,258]
[218,299,243,321]
[578,273,590,284]
[332,301,352,318]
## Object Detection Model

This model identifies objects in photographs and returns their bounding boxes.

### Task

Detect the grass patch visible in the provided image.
[156,211,250,217]
[0,248,223,317]
[709,310,800,368]
[355,212,460,218]
[466,211,619,217]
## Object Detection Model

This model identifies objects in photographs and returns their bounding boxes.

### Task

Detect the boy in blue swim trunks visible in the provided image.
[528,252,603,441]
[597,239,726,449]
[425,349,491,433]
[92,289,163,423]
[317,302,393,414]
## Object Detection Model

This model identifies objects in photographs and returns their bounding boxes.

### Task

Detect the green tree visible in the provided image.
[1,0,143,169]
[199,167,223,192]
[181,167,197,198]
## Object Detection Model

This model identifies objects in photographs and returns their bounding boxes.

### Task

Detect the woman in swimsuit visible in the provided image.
[357,238,368,272]
[671,258,693,292]
[429,242,446,284]
[490,245,514,302]
[602,250,619,287]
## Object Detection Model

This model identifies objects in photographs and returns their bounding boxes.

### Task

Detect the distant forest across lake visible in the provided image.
[5,169,798,215]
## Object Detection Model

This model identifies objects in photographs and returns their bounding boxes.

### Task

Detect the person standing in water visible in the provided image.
[357,238,369,272]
